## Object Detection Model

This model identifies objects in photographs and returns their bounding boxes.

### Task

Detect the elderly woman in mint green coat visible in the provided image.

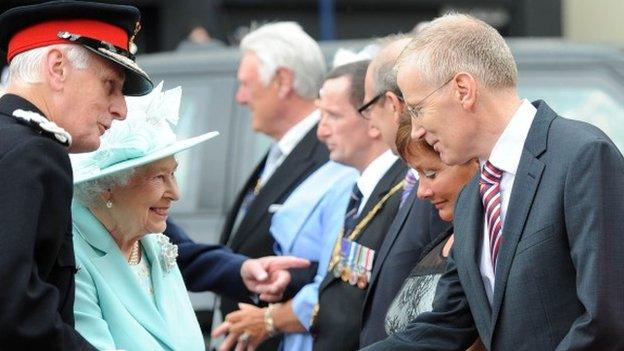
[70,84,216,350]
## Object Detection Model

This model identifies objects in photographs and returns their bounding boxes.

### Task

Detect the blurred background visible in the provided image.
[2,0,623,340]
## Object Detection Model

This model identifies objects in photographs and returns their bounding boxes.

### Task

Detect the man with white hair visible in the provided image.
[222,21,328,350]
[0,1,152,348]
[363,13,624,350]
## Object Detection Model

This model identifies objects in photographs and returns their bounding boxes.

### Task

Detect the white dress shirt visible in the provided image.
[479,99,536,305]
[258,109,320,186]
[356,149,398,215]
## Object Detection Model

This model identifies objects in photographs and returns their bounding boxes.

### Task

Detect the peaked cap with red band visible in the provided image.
[0,0,153,96]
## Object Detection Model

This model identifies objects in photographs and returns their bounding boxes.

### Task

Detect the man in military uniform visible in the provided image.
[311,60,408,351]
[0,1,152,348]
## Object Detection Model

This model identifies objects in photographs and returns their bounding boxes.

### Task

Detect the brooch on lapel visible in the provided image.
[12,109,72,147]
[155,234,179,273]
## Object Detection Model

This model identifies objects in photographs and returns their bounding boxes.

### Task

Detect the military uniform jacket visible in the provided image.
[312,159,407,351]
[0,94,94,350]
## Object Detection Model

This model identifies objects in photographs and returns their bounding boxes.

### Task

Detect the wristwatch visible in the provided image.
[264,303,278,337]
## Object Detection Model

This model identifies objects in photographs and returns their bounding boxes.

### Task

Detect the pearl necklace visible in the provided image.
[128,242,141,265]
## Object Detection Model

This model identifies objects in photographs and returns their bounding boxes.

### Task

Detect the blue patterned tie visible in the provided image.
[400,170,417,208]
[343,184,363,236]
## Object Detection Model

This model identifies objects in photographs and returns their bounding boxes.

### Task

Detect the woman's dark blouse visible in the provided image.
[385,226,454,335]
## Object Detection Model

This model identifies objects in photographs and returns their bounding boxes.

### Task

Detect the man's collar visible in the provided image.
[0,93,47,118]
[482,99,536,176]
[357,149,398,201]
[276,109,320,156]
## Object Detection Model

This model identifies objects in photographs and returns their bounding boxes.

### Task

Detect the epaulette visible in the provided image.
[12,109,72,147]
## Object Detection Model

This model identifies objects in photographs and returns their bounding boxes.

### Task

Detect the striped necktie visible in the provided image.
[343,184,363,236]
[479,161,504,270]
[400,170,417,208]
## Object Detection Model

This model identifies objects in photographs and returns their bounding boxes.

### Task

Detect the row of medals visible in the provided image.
[332,238,375,290]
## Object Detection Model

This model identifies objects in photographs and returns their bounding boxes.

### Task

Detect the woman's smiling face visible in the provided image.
[108,156,180,236]
[409,146,478,222]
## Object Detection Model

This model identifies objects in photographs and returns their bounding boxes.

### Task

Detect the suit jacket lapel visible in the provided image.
[490,100,553,332]
[143,236,170,319]
[72,204,175,349]
[219,154,267,245]
[358,160,404,216]
[229,127,322,250]
[454,176,493,339]
[363,182,414,305]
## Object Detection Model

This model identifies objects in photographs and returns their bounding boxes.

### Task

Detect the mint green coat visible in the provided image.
[71,202,204,350]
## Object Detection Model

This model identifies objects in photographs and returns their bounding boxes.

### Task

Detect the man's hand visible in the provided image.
[241,256,309,302]
[212,303,269,351]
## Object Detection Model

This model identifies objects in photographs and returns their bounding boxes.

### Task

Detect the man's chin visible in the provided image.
[439,151,459,166]
[67,139,99,154]
[440,153,469,167]
[329,153,343,164]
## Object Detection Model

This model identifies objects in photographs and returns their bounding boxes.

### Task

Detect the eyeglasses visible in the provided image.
[404,76,454,120]
[357,92,385,118]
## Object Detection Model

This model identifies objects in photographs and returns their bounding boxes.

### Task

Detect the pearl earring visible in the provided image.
[106,201,113,208]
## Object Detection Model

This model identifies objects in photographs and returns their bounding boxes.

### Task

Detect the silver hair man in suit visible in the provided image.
[363,13,624,350]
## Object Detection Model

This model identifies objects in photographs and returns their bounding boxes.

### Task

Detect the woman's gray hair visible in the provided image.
[9,44,90,84]
[397,13,517,89]
[240,22,326,99]
[74,168,135,207]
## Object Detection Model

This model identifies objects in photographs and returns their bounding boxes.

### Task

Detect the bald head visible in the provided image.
[361,35,414,154]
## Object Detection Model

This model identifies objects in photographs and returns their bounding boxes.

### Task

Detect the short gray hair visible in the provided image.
[240,22,326,99]
[74,168,135,207]
[397,13,517,89]
[372,34,412,96]
[9,44,90,84]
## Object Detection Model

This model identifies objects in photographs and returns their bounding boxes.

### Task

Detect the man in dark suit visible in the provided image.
[0,1,153,348]
[309,60,408,351]
[219,23,328,333]
[363,14,624,350]
[358,35,449,347]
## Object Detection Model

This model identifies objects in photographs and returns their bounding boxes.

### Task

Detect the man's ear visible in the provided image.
[45,48,68,91]
[275,67,295,99]
[453,72,477,111]
[367,121,382,139]
[385,91,404,124]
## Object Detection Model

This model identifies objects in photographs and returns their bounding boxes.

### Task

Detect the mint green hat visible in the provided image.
[71,82,218,184]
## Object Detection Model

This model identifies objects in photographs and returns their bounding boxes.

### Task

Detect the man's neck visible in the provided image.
[353,143,390,173]
[271,98,316,141]
[476,89,523,160]
[6,84,54,120]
